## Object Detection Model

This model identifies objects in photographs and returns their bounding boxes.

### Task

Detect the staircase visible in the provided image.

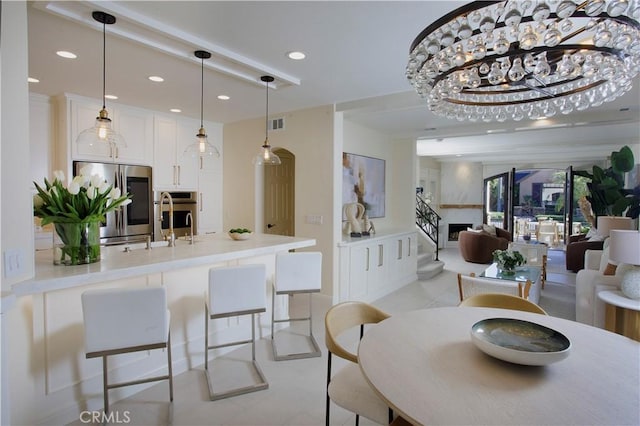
[416,194,445,279]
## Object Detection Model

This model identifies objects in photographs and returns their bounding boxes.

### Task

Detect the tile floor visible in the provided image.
[68,248,576,426]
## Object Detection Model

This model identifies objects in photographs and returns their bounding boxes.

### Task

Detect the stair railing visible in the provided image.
[416,194,441,260]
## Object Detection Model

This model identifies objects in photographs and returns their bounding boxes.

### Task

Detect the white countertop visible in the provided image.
[13,233,316,296]
[338,228,415,247]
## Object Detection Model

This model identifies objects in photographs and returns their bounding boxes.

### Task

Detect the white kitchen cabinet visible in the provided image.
[29,94,54,186]
[198,170,223,234]
[153,116,198,190]
[175,119,200,189]
[67,95,152,164]
[195,121,223,235]
[115,104,153,164]
[347,240,387,300]
[336,230,417,304]
[392,234,418,281]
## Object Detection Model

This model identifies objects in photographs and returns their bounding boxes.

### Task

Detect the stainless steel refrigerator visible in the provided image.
[73,161,153,245]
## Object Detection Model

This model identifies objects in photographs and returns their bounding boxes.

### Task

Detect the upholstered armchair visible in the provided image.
[565,234,604,272]
[575,246,625,328]
[458,227,511,264]
[569,216,635,272]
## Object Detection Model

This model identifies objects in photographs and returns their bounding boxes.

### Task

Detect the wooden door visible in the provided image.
[263,149,295,236]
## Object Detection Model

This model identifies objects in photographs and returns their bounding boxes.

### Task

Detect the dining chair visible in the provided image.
[509,242,548,289]
[205,264,268,400]
[515,218,529,240]
[457,273,532,302]
[81,286,173,414]
[325,301,392,426]
[537,220,558,247]
[458,293,547,315]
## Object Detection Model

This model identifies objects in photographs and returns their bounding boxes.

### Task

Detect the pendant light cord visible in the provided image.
[200,57,204,128]
[264,79,269,141]
[102,19,106,110]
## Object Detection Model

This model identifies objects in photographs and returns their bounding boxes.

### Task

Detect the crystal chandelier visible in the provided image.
[406,0,640,123]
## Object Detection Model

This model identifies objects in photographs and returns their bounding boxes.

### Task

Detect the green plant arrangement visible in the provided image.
[575,145,640,219]
[33,167,131,265]
[492,249,525,274]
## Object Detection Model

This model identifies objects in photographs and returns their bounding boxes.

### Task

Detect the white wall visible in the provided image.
[223,108,416,297]
[1,1,34,288]
[418,156,441,205]
[342,120,415,233]
[1,3,37,424]
[29,94,54,187]
[224,105,336,295]
[439,161,484,247]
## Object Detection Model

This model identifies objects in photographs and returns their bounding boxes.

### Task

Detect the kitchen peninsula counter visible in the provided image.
[13,233,316,296]
[9,232,316,424]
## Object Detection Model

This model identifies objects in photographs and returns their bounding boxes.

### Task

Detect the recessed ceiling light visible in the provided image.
[287,51,306,60]
[148,76,164,82]
[170,108,182,113]
[104,94,118,100]
[28,77,40,83]
[217,95,230,100]
[56,51,77,59]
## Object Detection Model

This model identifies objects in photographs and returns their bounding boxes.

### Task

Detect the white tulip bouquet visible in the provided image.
[33,166,131,225]
[33,167,131,265]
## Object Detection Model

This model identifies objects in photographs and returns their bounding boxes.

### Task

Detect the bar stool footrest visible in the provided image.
[107,374,171,390]
[204,360,269,401]
[272,333,322,361]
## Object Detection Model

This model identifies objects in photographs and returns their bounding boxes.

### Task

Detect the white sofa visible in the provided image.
[575,244,631,328]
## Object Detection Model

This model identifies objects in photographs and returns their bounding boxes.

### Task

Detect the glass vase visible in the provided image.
[53,222,101,265]
[498,264,516,275]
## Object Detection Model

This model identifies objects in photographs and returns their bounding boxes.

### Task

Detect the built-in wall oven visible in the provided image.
[73,161,154,245]
[154,191,198,241]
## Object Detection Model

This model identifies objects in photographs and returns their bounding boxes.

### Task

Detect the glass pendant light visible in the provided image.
[253,76,281,166]
[76,11,125,148]
[184,50,220,159]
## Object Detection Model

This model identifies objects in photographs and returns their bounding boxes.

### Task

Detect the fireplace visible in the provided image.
[448,223,472,241]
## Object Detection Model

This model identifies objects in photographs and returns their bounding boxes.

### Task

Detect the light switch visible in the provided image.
[3,249,25,278]
[305,215,323,225]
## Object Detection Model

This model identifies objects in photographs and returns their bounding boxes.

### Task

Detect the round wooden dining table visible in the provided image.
[358,307,640,425]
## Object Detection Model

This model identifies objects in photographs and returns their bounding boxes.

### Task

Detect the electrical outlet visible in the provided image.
[3,249,25,278]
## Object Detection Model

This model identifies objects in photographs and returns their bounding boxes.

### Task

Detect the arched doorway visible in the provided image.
[263,148,295,236]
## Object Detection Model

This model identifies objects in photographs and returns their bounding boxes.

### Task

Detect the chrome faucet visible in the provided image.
[185,212,194,244]
[158,191,176,247]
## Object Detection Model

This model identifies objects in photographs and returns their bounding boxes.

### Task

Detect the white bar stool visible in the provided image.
[271,251,322,361]
[205,264,269,400]
[81,286,173,414]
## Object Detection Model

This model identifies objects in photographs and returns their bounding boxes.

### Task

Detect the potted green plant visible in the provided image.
[492,249,525,275]
[575,145,639,220]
